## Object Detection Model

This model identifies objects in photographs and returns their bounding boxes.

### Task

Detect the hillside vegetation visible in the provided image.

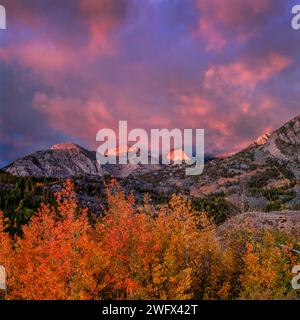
[1,180,299,300]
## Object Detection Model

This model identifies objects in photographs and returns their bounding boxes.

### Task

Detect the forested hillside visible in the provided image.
[1,180,299,300]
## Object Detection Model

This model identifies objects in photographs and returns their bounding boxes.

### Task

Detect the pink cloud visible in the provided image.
[173,89,285,155]
[0,40,79,81]
[172,51,292,155]
[33,92,113,142]
[143,115,172,128]
[196,0,277,50]
[16,42,75,72]
[204,53,292,95]
[1,0,42,28]
[175,95,210,127]
[0,1,130,74]
[79,0,130,54]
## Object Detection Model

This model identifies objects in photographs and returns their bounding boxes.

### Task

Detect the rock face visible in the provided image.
[51,143,81,150]
[3,143,162,178]
[184,114,300,211]
[253,115,300,179]
[252,131,271,146]
[262,115,300,162]
[166,149,191,163]
[4,143,103,178]
[217,210,300,239]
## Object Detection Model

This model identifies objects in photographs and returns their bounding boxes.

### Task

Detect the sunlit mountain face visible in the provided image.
[166,149,191,163]
[0,0,299,167]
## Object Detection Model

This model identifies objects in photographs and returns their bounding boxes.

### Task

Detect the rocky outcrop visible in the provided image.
[251,131,271,146]
[217,210,300,238]
[3,143,163,178]
[262,115,300,162]
[4,143,103,178]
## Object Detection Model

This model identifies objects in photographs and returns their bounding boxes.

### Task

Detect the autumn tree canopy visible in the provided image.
[0,180,299,300]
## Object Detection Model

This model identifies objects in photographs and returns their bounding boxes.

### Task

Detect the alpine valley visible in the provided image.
[1,114,300,235]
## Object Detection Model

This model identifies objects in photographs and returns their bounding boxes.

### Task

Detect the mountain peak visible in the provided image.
[262,114,300,162]
[105,145,140,157]
[4,142,102,178]
[166,149,190,162]
[50,143,82,151]
[253,131,271,146]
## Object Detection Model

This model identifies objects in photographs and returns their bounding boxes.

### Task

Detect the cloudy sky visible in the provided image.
[0,0,299,166]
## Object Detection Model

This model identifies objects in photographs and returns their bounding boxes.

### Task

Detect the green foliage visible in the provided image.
[192,193,230,224]
[0,171,56,236]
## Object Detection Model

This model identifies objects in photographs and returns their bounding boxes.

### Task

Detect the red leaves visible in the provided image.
[1,179,299,300]
[6,181,95,300]
[0,210,12,271]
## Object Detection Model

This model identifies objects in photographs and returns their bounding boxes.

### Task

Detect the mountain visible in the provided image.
[105,144,140,157]
[166,149,191,163]
[187,114,300,211]
[3,142,163,179]
[125,114,300,215]
[261,115,300,163]
[101,144,163,177]
[2,114,300,220]
[251,131,271,146]
[4,143,103,178]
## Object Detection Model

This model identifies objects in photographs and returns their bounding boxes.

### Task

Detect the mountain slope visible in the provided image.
[188,114,300,210]
[3,143,163,178]
[2,115,300,216]
[256,114,300,171]
[217,210,300,239]
[127,114,300,214]
[4,143,103,178]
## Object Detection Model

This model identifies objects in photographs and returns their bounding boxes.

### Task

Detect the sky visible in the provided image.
[0,0,299,166]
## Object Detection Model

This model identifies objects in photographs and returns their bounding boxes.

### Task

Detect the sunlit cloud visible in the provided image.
[0,0,299,165]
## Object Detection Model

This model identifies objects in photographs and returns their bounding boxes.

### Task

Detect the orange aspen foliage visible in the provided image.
[239,230,298,300]
[1,179,299,300]
[95,179,161,299]
[7,180,101,300]
[0,210,12,275]
[147,195,218,300]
